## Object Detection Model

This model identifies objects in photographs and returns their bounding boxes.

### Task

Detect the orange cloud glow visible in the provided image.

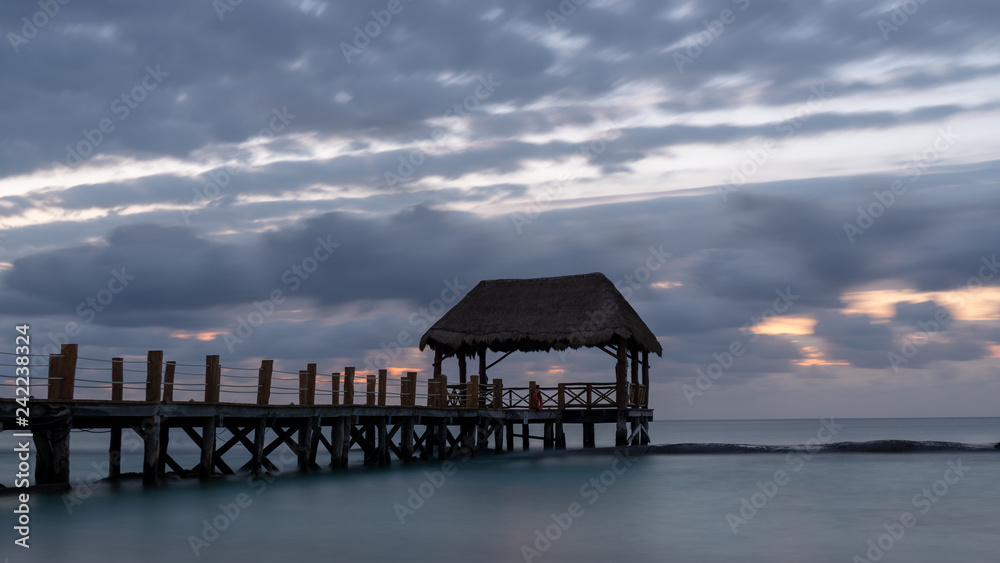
[751,315,817,335]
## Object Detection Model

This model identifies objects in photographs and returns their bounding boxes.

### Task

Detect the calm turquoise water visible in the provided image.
[1,418,997,562]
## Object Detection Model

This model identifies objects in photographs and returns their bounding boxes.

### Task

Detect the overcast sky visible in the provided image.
[2,0,999,419]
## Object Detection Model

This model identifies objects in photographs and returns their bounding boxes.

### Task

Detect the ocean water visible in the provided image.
[0,418,997,562]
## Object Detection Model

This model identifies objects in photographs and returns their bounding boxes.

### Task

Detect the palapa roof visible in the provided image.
[419,273,662,356]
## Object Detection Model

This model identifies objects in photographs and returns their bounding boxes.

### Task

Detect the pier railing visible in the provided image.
[2,344,650,410]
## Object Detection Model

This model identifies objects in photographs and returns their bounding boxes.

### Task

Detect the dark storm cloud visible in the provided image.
[5,160,1000,379]
[2,0,996,178]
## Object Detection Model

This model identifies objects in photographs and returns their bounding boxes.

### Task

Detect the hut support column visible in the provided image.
[458,354,467,384]
[478,345,488,383]
[641,350,650,408]
[615,339,628,446]
[521,422,529,451]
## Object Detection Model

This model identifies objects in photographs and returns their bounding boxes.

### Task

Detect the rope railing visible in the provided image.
[0,344,647,409]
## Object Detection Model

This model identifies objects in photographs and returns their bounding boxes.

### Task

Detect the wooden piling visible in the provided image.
[205,355,221,403]
[199,416,216,480]
[251,419,266,475]
[331,372,341,406]
[493,378,503,409]
[143,417,160,486]
[469,375,479,408]
[306,363,317,405]
[458,354,467,384]
[615,339,628,446]
[145,350,163,403]
[505,421,515,452]
[521,422,530,451]
[378,369,387,406]
[641,350,650,408]
[111,357,124,402]
[366,373,376,406]
[344,367,355,406]
[401,417,414,464]
[330,417,347,469]
[162,360,176,403]
[543,421,554,450]
[257,360,273,406]
[61,343,77,400]
[583,422,596,448]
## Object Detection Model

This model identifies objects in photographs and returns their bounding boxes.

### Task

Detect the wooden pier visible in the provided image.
[0,343,652,488]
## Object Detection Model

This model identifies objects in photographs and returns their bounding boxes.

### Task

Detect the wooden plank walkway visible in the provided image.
[0,344,652,488]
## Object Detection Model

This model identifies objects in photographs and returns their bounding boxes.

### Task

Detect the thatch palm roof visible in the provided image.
[419,273,662,356]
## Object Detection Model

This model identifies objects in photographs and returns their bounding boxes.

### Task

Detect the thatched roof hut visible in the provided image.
[419,273,662,356]
[419,273,660,397]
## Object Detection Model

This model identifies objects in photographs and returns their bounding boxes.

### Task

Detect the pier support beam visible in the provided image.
[143,416,160,487]
[582,422,595,448]
[401,417,414,464]
[377,416,389,466]
[505,421,514,452]
[543,421,554,450]
[330,417,348,469]
[33,419,71,487]
[251,419,267,475]
[555,422,566,450]
[615,410,627,447]
[521,422,529,451]
[199,416,216,480]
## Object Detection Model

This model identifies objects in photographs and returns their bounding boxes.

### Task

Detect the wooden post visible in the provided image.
[458,354,467,384]
[377,416,389,466]
[583,422,595,448]
[378,369,387,406]
[505,421,515,452]
[557,383,566,410]
[631,347,639,387]
[109,425,122,478]
[521,422,530,451]
[641,350,650,408]
[330,417,347,469]
[494,418,503,454]
[299,370,309,405]
[145,350,162,403]
[543,421,554,450]
[143,416,160,486]
[111,357,124,402]
[615,339,628,446]
[251,419,266,475]
[478,345,488,383]
[492,378,503,409]
[306,363,317,405]
[205,355,221,403]
[439,375,448,408]
[297,420,312,472]
[157,420,170,477]
[162,360,175,402]
[401,417,414,464]
[556,422,566,450]
[46,352,61,400]
[366,374,376,406]
[405,371,417,407]
[331,372,341,406]
[469,375,479,408]
[59,343,77,400]
[427,377,437,407]
[257,360,273,406]
[344,367,355,406]
[199,416,216,480]
[433,348,443,378]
